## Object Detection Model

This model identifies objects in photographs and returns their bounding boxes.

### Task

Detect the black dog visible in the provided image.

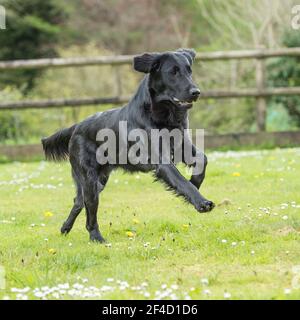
[42,49,215,243]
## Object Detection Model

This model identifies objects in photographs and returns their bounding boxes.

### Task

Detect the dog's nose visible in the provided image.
[190,88,201,98]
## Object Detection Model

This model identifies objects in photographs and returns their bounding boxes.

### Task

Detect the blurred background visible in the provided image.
[0,0,299,148]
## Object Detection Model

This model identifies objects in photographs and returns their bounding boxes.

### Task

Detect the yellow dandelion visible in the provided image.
[132,219,140,224]
[44,211,53,218]
[182,224,189,230]
[126,231,135,238]
[48,248,56,255]
[232,172,241,177]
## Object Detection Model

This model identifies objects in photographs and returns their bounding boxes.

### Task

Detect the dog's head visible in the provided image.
[133,49,200,109]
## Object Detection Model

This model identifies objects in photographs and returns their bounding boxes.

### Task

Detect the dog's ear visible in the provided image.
[133,53,160,73]
[177,48,196,64]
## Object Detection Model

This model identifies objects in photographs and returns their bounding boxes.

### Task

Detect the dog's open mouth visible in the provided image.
[172,97,193,108]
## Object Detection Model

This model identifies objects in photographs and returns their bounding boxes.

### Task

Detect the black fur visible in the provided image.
[42,49,215,243]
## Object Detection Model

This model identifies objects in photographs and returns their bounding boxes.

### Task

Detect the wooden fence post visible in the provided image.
[255,47,267,132]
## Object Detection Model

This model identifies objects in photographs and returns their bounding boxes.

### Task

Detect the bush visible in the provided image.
[0,0,67,92]
[0,87,25,142]
[268,30,300,127]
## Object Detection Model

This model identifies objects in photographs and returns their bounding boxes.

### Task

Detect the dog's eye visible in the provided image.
[171,66,179,75]
[186,65,192,74]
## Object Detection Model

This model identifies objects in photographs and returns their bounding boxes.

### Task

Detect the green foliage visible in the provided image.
[0,0,67,91]
[266,103,298,132]
[268,30,300,127]
[0,87,23,142]
[189,60,257,134]
[190,98,255,134]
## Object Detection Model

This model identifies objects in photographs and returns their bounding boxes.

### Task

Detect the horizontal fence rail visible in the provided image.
[1,87,300,110]
[0,48,300,70]
[0,55,134,70]
[0,96,131,110]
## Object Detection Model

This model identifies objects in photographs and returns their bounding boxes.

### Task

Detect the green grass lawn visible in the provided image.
[1,148,300,300]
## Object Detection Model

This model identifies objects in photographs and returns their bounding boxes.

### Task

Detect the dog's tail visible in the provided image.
[41,125,77,161]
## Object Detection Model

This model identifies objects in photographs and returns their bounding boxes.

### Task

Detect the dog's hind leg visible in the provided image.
[66,135,111,242]
[61,169,84,235]
[81,164,111,243]
[82,172,107,243]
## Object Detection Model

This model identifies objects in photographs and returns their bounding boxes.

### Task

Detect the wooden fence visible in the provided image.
[0,48,300,159]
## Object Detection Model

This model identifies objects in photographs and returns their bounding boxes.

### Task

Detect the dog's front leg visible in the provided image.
[183,137,207,190]
[155,164,214,212]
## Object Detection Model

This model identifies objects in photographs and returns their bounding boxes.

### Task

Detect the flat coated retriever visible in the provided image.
[42,49,215,243]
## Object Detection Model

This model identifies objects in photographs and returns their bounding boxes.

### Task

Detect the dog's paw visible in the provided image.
[196,200,215,213]
[61,222,72,235]
[89,230,106,243]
